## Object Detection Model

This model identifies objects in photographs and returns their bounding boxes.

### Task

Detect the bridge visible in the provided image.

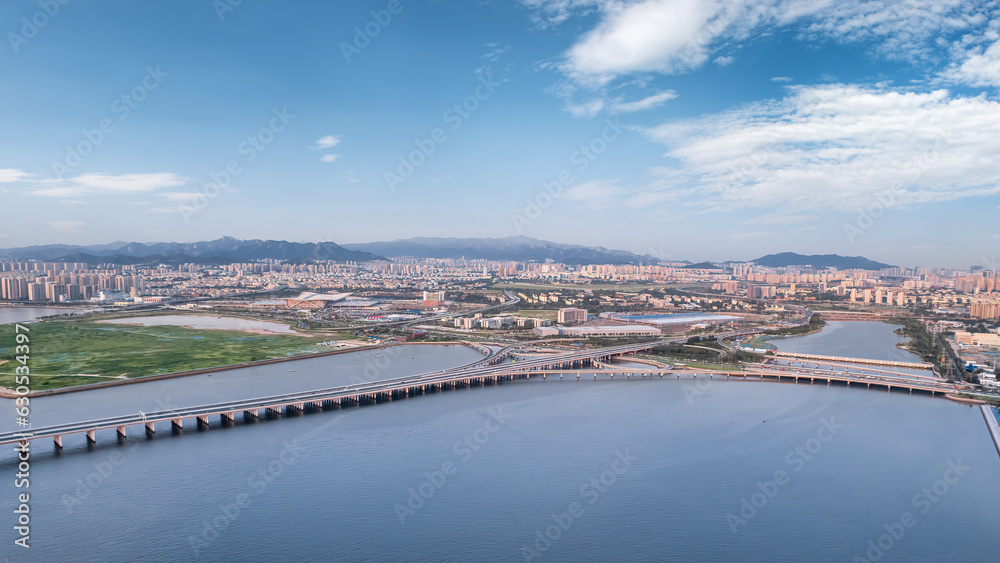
[762,358,941,381]
[3,336,978,452]
[769,351,932,370]
[0,340,665,449]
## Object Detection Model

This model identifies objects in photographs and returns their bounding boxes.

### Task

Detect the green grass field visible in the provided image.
[0,318,336,390]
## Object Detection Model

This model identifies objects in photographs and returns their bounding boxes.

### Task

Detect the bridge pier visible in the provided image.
[53,435,62,449]
[172,418,183,431]
[244,410,258,421]
[197,415,210,430]
[146,422,155,437]
[221,412,235,425]
[86,429,96,445]
[117,426,127,440]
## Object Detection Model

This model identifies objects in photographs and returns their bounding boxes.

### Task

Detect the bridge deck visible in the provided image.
[0,339,970,450]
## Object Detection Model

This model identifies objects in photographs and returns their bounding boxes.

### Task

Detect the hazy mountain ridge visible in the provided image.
[343,236,661,264]
[749,252,892,270]
[0,237,381,264]
[0,237,891,269]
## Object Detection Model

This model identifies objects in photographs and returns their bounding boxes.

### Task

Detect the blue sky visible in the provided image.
[2,0,1000,268]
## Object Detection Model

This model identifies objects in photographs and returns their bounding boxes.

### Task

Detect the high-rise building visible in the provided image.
[970,302,1000,319]
[423,291,445,306]
[557,307,588,324]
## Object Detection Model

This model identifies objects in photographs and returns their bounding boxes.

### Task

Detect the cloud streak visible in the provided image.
[27,172,188,199]
[624,85,1000,214]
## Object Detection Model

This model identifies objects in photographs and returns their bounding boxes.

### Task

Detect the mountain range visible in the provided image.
[0,237,892,269]
[748,252,892,270]
[342,236,659,265]
[0,237,379,264]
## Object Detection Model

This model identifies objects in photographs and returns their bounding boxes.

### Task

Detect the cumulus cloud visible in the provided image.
[559,0,733,86]
[628,85,1000,214]
[713,55,735,66]
[529,0,995,86]
[320,154,341,163]
[943,38,1000,87]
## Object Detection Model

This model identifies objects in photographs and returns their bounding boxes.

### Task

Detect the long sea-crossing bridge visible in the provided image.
[0,338,973,451]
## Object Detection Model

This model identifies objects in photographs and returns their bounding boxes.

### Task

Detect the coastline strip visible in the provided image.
[979,405,1000,460]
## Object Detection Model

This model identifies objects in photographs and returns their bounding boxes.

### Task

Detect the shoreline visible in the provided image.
[0,340,484,399]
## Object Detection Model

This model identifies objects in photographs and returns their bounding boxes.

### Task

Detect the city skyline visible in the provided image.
[2,1,1000,268]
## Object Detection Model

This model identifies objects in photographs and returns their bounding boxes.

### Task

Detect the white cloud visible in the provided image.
[311,135,341,150]
[484,44,511,62]
[609,90,677,113]
[28,172,188,199]
[559,0,733,86]
[714,55,735,66]
[155,192,202,203]
[629,85,1000,214]
[770,76,793,83]
[320,154,341,163]
[520,0,607,28]
[944,39,1000,86]
[565,98,606,118]
[0,168,32,183]
[564,179,626,208]
[536,0,996,86]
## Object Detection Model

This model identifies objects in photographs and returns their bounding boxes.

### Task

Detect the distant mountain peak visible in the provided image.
[0,237,382,264]
[343,236,658,264]
[749,252,892,270]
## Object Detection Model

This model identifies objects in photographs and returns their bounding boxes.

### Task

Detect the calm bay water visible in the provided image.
[0,344,483,433]
[767,320,936,378]
[1,322,998,562]
[768,320,922,363]
[0,307,81,326]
